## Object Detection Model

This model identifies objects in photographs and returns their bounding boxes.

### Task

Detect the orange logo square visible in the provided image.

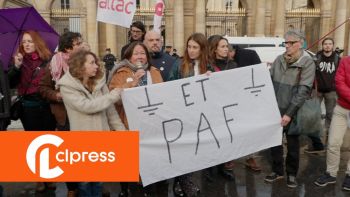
[0,131,139,182]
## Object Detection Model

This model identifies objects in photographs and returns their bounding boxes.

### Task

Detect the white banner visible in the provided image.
[152,0,164,34]
[122,64,283,186]
[97,0,136,28]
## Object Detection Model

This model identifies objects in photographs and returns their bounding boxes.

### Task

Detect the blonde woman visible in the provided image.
[58,50,125,196]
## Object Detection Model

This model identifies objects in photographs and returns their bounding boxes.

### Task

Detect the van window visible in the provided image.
[225,36,285,48]
[249,44,275,47]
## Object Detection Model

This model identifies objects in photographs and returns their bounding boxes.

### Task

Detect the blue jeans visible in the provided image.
[78,182,102,197]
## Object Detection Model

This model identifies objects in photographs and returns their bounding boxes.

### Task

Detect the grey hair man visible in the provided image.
[143,30,177,81]
[264,29,316,188]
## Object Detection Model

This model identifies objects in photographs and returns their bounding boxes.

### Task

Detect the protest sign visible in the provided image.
[97,0,136,28]
[152,0,164,34]
[122,64,282,186]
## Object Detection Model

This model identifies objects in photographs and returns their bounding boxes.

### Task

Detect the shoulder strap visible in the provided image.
[334,53,340,68]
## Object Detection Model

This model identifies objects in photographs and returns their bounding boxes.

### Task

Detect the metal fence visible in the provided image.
[285,9,321,52]
[206,8,247,37]
[50,8,82,35]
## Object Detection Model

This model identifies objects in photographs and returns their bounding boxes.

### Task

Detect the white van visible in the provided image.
[246,47,285,63]
[224,36,284,48]
[246,47,315,64]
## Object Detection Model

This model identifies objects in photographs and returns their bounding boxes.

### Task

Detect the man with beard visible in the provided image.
[304,37,340,154]
[121,21,146,58]
[143,30,177,81]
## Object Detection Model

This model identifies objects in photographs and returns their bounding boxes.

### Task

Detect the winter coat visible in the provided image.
[270,50,315,118]
[109,66,163,129]
[0,61,11,120]
[335,56,350,110]
[234,47,261,67]
[150,52,178,82]
[7,53,48,95]
[39,64,67,126]
[103,54,117,71]
[212,58,237,71]
[57,71,125,131]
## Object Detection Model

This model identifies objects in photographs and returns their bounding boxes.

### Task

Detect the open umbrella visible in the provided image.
[0,7,59,70]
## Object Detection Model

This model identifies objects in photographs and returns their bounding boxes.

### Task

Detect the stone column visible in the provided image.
[265,0,272,36]
[116,26,128,60]
[246,7,254,36]
[274,0,285,37]
[165,9,174,48]
[86,0,98,55]
[195,0,206,34]
[33,0,50,24]
[0,0,5,8]
[254,0,265,36]
[173,0,185,56]
[319,0,332,37]
[334,0,347,49]
[105,24,118,57]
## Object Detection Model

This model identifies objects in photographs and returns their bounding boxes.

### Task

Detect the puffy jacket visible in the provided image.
[335,56,350,110]
[270,50,316,118]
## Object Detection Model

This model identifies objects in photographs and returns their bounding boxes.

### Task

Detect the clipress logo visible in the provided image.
[0,132,141,182]
[26,134,64,179]
[26,134,117,179]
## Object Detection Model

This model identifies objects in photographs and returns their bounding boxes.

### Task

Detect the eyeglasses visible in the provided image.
[282,40,300,47]
[131,30,142,34]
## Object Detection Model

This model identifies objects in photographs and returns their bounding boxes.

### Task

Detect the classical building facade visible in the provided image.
[1,0,350,58]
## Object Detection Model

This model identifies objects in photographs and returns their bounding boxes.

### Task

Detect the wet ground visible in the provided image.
[4,121,350,197]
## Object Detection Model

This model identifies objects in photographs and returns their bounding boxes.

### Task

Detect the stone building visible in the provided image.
[1,0,350,58]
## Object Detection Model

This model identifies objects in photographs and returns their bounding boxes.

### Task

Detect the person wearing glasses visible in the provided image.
[121,21,146,58]
[264,29,315,188]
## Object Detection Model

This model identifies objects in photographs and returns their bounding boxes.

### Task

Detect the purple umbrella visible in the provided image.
[0,7,59,70]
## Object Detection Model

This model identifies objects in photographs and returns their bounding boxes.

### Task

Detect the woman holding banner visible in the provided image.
[168,32,213,197]
[109,41,163,196]
[58,50,125,196]
[207,35,238,181]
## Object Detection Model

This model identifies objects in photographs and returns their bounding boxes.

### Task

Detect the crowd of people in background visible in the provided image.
[0,19,350,197]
